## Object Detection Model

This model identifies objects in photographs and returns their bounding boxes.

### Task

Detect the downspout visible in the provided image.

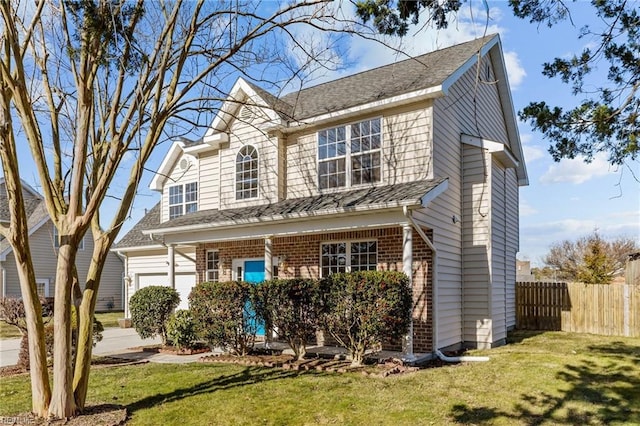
[403,206,489,363]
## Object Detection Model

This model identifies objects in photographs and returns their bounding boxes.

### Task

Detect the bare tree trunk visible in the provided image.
[73,235,110,409]
[49,243,78,418]
[14,254,52,416]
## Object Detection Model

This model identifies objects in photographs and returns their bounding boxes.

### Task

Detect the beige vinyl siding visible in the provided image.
[3,222,123,311]
[429,53,511,349]
[198,150,220,211]
[125,248,196,276]
[285,104,434,199]
[461,145,492,347]
[505,168,519,329]
[491,159,507,344]
[161,153,199,222]
[219,110,280,209]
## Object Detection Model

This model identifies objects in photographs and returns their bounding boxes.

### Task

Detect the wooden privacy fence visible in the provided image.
[516,281,640,337]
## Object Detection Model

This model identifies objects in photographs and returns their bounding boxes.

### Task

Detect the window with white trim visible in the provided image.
[53,226,84,250]
[206,250,219,282]
[318,118,381,189]
[321,240,377,277]
[168,182,198,219]
[236,145,258,200]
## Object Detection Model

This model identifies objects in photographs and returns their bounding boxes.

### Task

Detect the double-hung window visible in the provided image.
[318,118,381,189]
[169,182,198,219]
[320,240,377,277]
[206,250,219,282]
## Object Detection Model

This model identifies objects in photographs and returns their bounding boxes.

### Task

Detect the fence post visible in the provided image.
[624,284,630,337]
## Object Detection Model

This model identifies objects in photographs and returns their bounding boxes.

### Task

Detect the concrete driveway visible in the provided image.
[0,327,161,367]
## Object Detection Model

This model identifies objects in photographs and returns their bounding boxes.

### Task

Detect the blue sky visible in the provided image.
[5,1,639,267]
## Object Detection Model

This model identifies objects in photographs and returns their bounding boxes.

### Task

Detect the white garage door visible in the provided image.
[136,273,196,310]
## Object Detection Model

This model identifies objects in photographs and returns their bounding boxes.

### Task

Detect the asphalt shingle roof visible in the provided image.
[116,179,446,244]
[273,35,494,121]
[0,182,49,253]
[114,203,161,249]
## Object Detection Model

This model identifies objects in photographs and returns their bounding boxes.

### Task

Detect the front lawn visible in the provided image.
[0,311,124,340]
[1,331,638,425]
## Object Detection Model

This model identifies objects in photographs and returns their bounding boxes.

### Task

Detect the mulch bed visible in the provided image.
[13,404,127,426]
[140,344,209,355]
[199,353,419,377]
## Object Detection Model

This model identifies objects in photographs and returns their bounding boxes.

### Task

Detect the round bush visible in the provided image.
[166,309,197,349]
[189,281,256,356]
[320,270,412,366]
[129,286,180,344]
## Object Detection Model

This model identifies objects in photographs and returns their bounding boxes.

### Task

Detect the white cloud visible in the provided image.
[539,153,615,184]
[520,133,545,163]
[519,199,537,216]
[502,50,526,89]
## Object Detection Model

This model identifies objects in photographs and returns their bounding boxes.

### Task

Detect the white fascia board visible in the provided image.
[143,200,421,237]
[421,178,448,207]
[110,244,165,253]
[149,141,185,191]
[461,134,519,169]
[204,78,283,138]
[186,134,228,153]
[161,209,409,245]
[283,86,444,132]
[488,39,529,186]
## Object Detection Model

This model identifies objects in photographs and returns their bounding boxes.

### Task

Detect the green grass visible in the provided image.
[94,311,124,329]
[0,311,124,340]
[0,321,22,339]
[1,331,639,425]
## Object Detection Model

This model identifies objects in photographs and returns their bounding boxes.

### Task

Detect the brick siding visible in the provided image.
[195,226,433,353]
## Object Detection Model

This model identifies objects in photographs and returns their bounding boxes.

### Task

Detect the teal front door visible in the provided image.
[244,260,265,335]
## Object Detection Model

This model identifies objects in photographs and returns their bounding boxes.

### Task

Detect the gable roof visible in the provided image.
[113,203,162,249]
[132,178,447,239]
[0,180,50,258]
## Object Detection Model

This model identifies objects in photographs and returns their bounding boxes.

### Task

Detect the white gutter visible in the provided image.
[403,206,489,364]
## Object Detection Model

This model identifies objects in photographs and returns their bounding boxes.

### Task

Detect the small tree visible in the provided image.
[166,310,198,350]
[319,271,412,367]
[129,286,180,345]
[254,278,321,361]
[190,281,256,356]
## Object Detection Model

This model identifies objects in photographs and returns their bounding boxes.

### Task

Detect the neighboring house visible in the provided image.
[516,260,535,282]
[115,34,528,353]
[0,179,124,311]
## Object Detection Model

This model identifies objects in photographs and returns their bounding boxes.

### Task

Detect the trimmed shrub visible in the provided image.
[166,309,198,350]
[320,271,412,366]
[253,278,321,360]
[189,281,256,356]
[129,286,180,345]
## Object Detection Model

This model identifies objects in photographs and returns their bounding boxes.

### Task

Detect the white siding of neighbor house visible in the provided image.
[161,153,199,223]
[428,52,511,350]
[198,150,220,211]
[218,107,281,209]
[505,167,519,329]
[285,104,434,199]
[3,222,123,311]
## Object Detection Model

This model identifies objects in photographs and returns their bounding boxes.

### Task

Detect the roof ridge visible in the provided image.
[280,34,496,98]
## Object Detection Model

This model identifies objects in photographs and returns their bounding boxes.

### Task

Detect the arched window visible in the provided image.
[235,145,258,200]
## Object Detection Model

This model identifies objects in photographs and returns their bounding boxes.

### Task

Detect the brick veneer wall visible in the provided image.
[196,226,433,353]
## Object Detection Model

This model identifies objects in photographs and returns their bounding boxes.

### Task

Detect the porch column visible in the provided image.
[168,244,175,289]
[264,236,273,280]
[402,223,416,362]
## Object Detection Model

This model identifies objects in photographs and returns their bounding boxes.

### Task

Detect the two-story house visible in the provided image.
[115,34,528,355]
[1,178,124,311]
